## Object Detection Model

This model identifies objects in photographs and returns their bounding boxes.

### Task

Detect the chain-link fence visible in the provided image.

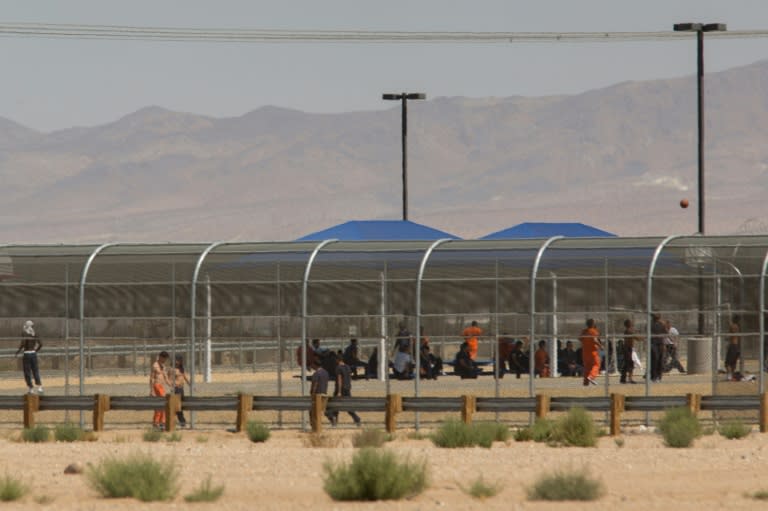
[0,236,766,427]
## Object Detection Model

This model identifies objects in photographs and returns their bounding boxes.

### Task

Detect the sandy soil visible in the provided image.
[0,427,767,510]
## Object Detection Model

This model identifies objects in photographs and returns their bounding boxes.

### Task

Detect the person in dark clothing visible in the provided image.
[15,320,43,394]
[725,315,741,381]
[419,327,443,379]
[342,338,367,378]
[650,313,667,382]
[309,356,335,426]
[394,322,414,357]
[173,355,190,427]
[329,357,361,427]
[454,342,480,379]
[365,347,379,379]
[560,340,583,377]
[507,340,528,379]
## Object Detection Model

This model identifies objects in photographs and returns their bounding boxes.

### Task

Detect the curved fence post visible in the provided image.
[646,234,689,400]
[530,236,563,398]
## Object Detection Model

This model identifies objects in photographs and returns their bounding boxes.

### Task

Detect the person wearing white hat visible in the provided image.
[15,320,43,394]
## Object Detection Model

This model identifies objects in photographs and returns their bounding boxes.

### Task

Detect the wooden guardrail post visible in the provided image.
[310,394,328,433]
[385,394,402,433]
[760,392,768,433]
[236,394,253,433]
[461,395,476,424]
[610,393,625,436]
[686,393,701,415]
[535,394,550,419]
[23,393,39,429]
[165,393,180,432]
[93,394,110,432]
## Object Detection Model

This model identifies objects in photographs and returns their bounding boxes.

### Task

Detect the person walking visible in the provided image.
[150,351,172,431]
[579,318,601,386]
[663,320,686,374]
[172,354,191,428]
[330,356,362,427]
[15,320,43,394]
[650,313,667,382]
[725,315,741,381]
[310,354,334,426]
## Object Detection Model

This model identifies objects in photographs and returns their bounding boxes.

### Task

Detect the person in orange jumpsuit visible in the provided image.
[462,320,482,360]
[579,318,602,386]
[534,340,550,377]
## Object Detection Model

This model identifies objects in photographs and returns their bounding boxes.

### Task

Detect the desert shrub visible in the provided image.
[658,407,701,448]
[473,422,510,446]
[614,437,625,448]
[21,425,49,443]
[551,407,597,447]
[752,490,768,500]
[519,418,556,443]
[527,469,604,501]
[0,474,27,501]
[142,429,163,443]
[431,420,475,448]
[514,427,533,442]
[303,432,343,448]
[195,435,209,443]
[87,452,179,502]
[719,420,751,440]
[352,428,391,448]
[324,448,427,501]
[431,420,507,448]
[54,423,85,442]
[245,421,270,443]
[184,475,225,503]
[166,432,182,443]
[462,476,501,499]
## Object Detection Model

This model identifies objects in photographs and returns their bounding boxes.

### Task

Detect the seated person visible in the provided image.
[454,342,481,379]
[392,350,414,379]
[507,340,529,379]
[419,343,443,380]
[342,338,368,377]
[496,334,515,378]
[366,347,379,379]
[296,338,320,371]
[534,340,550,378]
[559,340,583,377]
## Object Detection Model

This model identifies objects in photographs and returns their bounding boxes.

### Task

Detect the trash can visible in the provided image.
[686,336,712,375]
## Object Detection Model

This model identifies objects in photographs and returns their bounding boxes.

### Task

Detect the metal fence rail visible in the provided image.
[3,392,768,435]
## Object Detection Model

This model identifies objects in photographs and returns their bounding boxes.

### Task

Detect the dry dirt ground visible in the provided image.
[1,371,767,509]
[0,427,768,510]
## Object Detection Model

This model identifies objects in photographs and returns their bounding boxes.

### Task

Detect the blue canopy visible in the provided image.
[481,222,616,240]
[297,220,461,241]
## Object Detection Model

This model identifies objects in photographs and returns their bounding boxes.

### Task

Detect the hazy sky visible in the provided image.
[3,0,768,131]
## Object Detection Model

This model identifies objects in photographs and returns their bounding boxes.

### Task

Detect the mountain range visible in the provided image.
[2,60,767,243]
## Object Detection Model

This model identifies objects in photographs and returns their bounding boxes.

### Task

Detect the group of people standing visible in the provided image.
[149,351,191,430]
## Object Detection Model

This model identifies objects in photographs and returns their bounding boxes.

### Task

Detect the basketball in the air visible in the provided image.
[680,199,689,209]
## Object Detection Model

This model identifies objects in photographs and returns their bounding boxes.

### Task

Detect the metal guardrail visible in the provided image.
[0,396,23,410]
[476,397,537,413]
[624,395,689,411]
[2,393,766,434]
[701,395,760,411]
[550,396,611,412]
[402,396,463,412]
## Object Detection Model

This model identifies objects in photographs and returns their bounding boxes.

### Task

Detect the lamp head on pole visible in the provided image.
[673,22,726,32]
[382,93,427,101]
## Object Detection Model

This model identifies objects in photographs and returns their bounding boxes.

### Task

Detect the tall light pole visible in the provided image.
[382,92,426,221]
[673,22,726,235]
